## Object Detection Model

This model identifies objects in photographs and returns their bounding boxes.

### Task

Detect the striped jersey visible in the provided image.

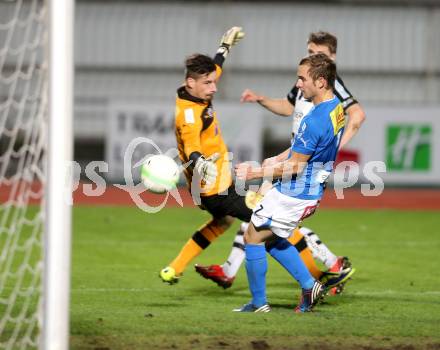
[275,96,345,200]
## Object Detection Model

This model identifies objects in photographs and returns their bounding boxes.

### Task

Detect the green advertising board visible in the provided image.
[386,124,431,171]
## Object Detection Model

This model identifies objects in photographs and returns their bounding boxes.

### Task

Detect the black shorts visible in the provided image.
[200,185,252,222]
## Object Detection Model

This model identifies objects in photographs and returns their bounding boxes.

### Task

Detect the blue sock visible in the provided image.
[245,244,267,307]
[266,238,315,289]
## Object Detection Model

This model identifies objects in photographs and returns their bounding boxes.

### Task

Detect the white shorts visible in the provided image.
[251,188,319,238]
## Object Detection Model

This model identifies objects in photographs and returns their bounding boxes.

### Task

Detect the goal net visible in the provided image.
[0,0,72,349]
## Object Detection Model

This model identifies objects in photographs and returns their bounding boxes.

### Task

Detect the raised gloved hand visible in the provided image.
[220,26,245,49]
[194,153,220,185]
[217,26,245,58]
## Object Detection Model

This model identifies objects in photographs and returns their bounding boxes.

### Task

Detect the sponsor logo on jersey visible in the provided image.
[184,108,195,124]
[205,107,214,119]
[330,104,345,135]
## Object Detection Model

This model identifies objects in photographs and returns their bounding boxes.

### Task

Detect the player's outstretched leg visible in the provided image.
[160,217,231,284]
[196,190,268,288]
[300,226,354,294]
[196,224,329,288]
[195,222,247,288]
[300,226,345,269]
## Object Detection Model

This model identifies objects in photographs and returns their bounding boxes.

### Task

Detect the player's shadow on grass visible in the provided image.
[269,303,296,311]
[270,298,345,311]
[191,285,249,296]
[266,281,302,289]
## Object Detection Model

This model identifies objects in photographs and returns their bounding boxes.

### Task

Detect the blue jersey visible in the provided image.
[275,96,345,200]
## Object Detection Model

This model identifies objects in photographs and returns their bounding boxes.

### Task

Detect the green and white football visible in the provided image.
[140,155,179,194]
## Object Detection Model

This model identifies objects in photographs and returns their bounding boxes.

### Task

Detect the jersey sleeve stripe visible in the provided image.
[334,79,351,100]
[287,86,298,106]
[333,77,358,112]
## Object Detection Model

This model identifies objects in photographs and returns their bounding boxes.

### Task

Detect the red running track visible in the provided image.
[2,182,438,210]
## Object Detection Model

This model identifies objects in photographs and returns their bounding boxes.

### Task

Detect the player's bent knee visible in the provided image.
[214,215,235,230]
[244,223,266,244]
[243,228,249,244]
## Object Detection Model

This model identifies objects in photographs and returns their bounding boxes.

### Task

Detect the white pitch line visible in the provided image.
[351,290,440,296]
[71,288,154,293]
[68,288,440,296]
[318,241,440,247]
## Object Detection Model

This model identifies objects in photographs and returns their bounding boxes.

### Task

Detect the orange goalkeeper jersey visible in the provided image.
[174,68,232,197]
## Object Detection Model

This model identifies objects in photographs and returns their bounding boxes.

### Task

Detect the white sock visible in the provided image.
[300,226,338,269]
[221,222,248,278]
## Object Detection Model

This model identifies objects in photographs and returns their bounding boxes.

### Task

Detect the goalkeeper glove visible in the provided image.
[194,153,220,186]
[217,26,245,58]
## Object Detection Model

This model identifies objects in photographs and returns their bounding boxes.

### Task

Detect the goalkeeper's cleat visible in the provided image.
[233,302,271,313]
[194,264,235,289]
[294,281,325,313]
[320,267,356,293]
[328,256,353,295]
[159,266,180,285]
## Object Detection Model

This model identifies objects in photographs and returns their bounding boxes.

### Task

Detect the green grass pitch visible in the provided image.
[70,206,440,350]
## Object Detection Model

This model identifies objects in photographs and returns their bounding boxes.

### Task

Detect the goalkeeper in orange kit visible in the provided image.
[159,26,252,284]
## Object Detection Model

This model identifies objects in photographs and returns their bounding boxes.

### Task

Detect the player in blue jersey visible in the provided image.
[233,53,345,313]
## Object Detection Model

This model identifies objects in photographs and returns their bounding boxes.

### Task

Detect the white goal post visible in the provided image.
[43,0,74,349]
[0,0,73,349]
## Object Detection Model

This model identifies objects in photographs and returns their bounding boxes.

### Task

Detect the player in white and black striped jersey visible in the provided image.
[195,31,366,295]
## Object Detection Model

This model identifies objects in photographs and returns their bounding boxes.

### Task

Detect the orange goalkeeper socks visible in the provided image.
[170,239,203,275]
[170,219,226,275]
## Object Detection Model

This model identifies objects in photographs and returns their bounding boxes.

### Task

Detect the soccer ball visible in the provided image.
[140,155,179,194]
